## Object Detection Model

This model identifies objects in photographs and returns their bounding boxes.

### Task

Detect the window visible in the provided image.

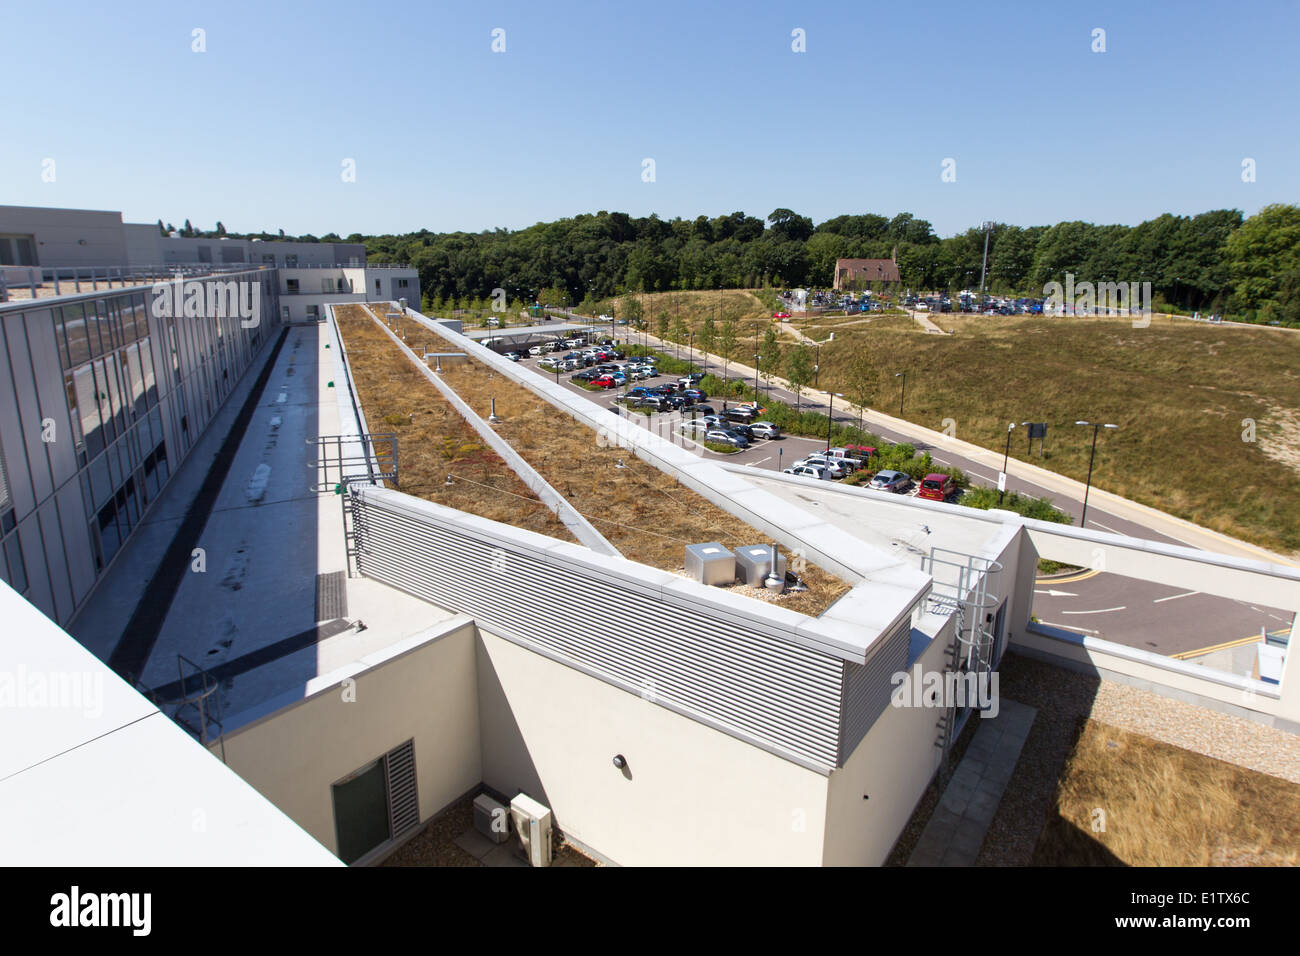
[197,245,212,263]
[0,234,37,266]
[2,527,27,593]
[286,279,300,293]
[331,740,418,865]
[374,279,381,295]
[262,253,276,266]
[285,254,298,267]
[397,278,409,289]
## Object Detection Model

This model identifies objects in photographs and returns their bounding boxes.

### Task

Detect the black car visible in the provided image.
[691,404,716,417]
[662,394,691,410]
[723,407,756,423]
[725,422,756,440]
[571,369,598,382]
[634,396,666,411]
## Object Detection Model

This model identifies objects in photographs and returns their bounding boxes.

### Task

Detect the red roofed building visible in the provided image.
[833,256,901,291]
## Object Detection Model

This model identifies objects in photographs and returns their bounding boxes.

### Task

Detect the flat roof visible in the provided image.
[0,580,340,865]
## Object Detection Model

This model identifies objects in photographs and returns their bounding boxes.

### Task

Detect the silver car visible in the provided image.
[868,469,910,493]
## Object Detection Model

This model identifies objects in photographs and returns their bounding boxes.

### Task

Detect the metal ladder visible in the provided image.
[170,654,226,762]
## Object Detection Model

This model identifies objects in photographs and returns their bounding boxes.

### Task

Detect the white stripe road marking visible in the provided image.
[1153,590,1200,603]
[1270,614,1290,623]
[752,456,771,466]
[1088,520,1124,535]
[1039,621,1100,634]
[1061,606,1126,615]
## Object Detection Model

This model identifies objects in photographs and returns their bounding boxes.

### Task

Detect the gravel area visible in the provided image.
[1087,681,1300,784]
[973,651,1300,866]
[380,794,598,868]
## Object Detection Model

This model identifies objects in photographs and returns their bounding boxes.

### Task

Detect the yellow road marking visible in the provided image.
[1036,569,1100,585]
[1172,634,1263,660]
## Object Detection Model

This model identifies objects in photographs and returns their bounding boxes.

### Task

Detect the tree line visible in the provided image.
[236,204,1300,325]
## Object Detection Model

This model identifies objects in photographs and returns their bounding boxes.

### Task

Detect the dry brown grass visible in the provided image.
[333,304,574,542]
[344,302,849,617]
[1033,719,1300,866]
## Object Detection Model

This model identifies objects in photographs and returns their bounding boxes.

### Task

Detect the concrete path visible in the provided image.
[906,699,1037,866]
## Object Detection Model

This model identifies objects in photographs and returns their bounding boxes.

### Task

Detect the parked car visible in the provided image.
[725,422,757,441]
[691,404,716,417]
[635,396,666,411]
[773,311,791,319]
[917,473,956,502]
[528,346,544,356]
[571,369,598,382]
[589,376,617,389]
[681,388,707,402]
[784,464,830,480]
[704,429,748,448]
[868,470,910,493]
[680,419,710,434]
[749,421,781,439]
[796,456,850,479]
[504,351,522,361]
[722,407,756,423]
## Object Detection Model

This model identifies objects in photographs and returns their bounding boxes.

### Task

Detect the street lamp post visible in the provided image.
[979,220,993,312]
[1075,421,1119,528]
[688,331,694,368]
[827,393,843,453]
[895,371,907,417]
[753,350,761,402]
[999,422,1016,505]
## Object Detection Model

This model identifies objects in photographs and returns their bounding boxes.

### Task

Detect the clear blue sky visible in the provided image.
[5,0,1296,238]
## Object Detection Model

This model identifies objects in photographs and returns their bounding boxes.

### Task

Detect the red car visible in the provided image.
[773,311,791,319]
[917,473,956,501]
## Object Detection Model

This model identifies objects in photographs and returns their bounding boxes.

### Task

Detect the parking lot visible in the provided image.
[510,347,928,494]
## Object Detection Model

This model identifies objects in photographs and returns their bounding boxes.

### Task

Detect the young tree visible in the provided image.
[699,312,716,359]
[620,294,643,327]
[785,343,814,412]
[846,349,876,438]
[718,317,738,381]
[759,326,782,395]
[656,309,670,342]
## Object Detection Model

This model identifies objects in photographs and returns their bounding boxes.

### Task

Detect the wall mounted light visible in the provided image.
[612,754,627,770]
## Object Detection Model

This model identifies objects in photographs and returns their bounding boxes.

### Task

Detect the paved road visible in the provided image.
[512,340,1293,663]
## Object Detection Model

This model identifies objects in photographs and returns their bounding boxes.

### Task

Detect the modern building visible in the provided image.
[1,257,1295,866]
[0,207,417,630]
[0,204,366,272]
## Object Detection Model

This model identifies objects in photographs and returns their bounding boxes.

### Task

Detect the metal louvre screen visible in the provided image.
[385,739,419,838]
[837,620,912,764]
[352,488,846,771]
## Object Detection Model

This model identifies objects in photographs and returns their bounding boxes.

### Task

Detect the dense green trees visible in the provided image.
[352,204,1299,324]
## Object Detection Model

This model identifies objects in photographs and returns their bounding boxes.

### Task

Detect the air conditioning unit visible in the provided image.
[472,793,510,844]
[509,793,553,867]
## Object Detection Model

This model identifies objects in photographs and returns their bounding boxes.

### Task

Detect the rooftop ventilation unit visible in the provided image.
[509,793,553,867]
[472,794,510,844]
[684,542,736,587]
[735,544,786,588]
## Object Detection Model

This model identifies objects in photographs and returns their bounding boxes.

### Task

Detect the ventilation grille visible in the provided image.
[385,739,419,838]
[837,620,912,763]
[315,570,348,621]
[352,488,847,770]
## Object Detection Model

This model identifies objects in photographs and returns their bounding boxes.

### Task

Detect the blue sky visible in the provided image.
[5,0,1296,237]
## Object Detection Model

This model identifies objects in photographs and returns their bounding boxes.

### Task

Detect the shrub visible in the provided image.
[959,487,1073,524]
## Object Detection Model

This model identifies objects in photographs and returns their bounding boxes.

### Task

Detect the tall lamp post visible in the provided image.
[895,371,907,417]
[999,423,1016,505]
[826,393,843,453]
[978,220,993,312]
[753,350,761,401]
[1074,420,1119,528]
